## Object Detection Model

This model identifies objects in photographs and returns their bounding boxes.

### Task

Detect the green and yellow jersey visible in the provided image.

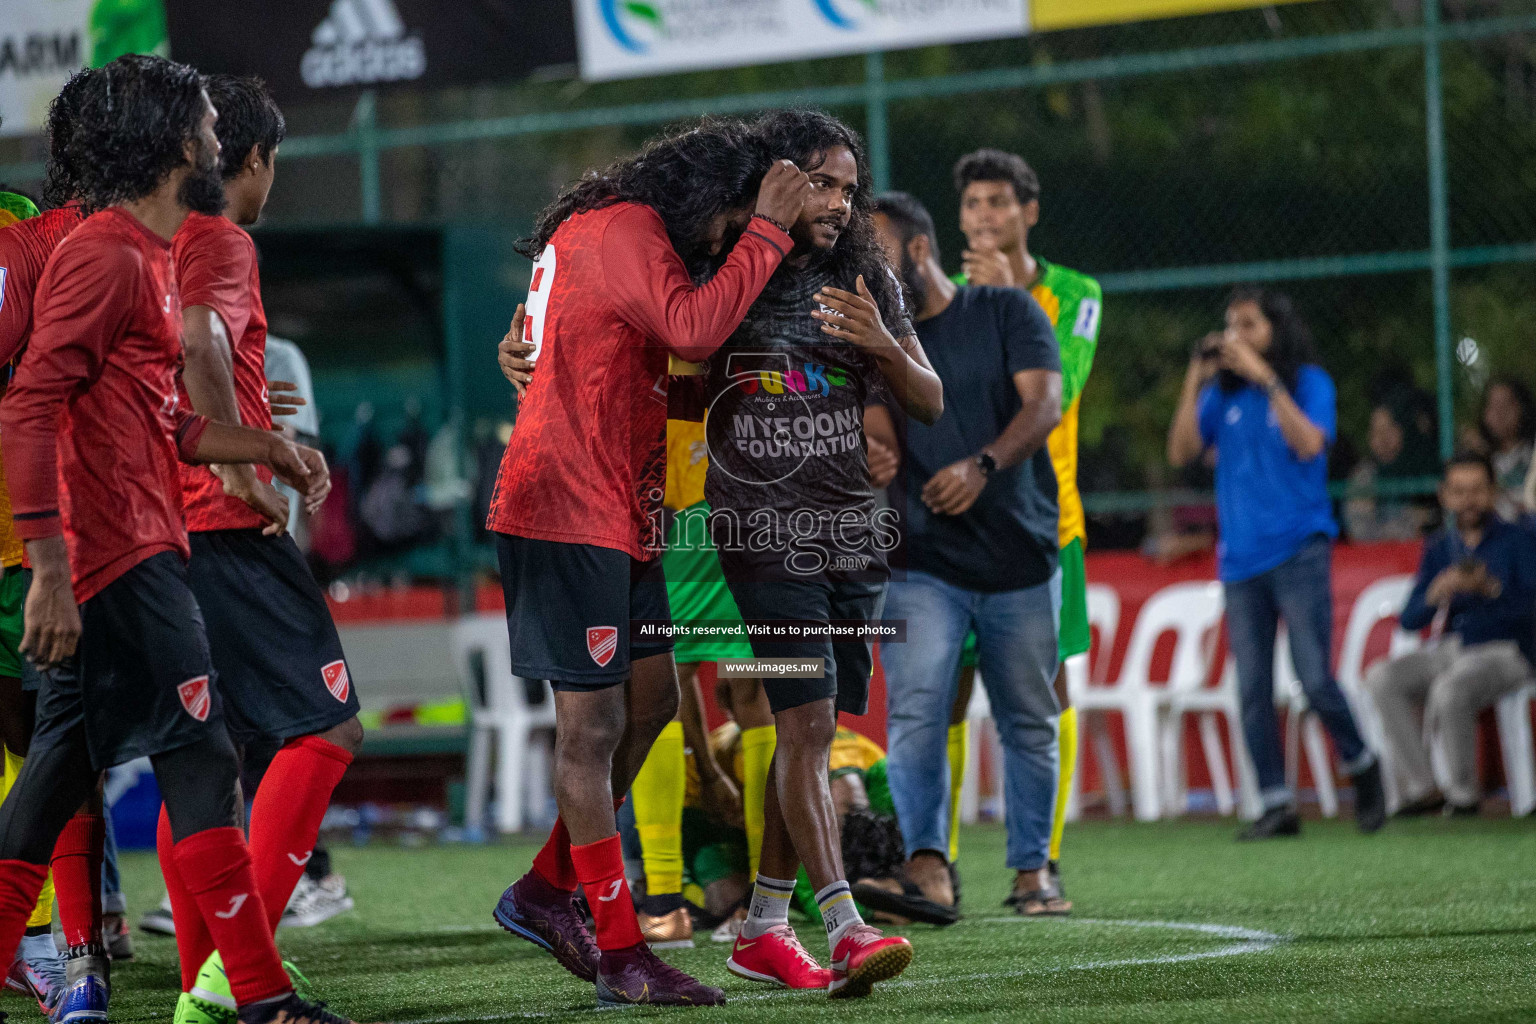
[1030,259,1101,551]
[0,192,39,228]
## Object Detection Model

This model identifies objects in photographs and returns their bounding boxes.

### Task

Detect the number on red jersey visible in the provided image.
[524,245,557,364]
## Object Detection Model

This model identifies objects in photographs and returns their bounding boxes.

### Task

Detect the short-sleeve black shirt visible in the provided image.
[884,285,1061,592]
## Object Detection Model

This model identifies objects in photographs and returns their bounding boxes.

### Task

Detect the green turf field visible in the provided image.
[64,817,1536,1023]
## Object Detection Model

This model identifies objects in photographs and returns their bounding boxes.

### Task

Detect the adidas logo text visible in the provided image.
[302,0,425,88]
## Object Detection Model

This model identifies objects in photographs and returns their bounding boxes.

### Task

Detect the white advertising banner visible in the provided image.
[0,0,93,137]
[574,0,1029,82]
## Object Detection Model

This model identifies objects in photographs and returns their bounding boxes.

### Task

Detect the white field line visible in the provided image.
[396,915,1288,1023]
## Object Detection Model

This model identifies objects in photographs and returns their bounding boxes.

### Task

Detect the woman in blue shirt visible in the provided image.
[1168,287,1385,840]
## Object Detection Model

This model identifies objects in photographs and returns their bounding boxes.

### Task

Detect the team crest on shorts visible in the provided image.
[322,660,351,703]
[178,676,211,722]
[587,626,619,668]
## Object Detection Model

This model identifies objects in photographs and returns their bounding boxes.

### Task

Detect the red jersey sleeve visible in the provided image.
[173,409,211,462]
[175,224,254,342]
[0,226,36,366]
[600,207,791,364]
[0,238,138,539]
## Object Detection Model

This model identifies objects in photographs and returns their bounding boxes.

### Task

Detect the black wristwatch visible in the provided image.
[975,452,997,477]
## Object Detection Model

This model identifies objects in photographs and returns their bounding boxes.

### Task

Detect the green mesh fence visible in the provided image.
[2,0,1533,577]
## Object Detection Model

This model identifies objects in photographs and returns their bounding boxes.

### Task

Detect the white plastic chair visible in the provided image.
[455,613,558,835]
[1087,585,1121,687]
[1336,575,1416,813]
[1144,582,1245,820]
[1080,581,1225,821]
[1069,585,1126,817]
[1274,627,1340,818]
[1160,654,1255,819]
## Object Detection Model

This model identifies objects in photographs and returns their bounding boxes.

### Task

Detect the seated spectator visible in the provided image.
[1460,378,1534,519]
[1365,452,1536,815]
[1344,393,1439,542]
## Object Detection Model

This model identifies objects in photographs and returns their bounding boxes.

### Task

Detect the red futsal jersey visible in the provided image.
[173,212,273,533]
[0,203,86,364]
[1,207,209,602]
[486,204,790,559]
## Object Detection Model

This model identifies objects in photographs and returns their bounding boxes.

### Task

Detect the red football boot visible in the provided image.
[726,924,832,989]
[827,924,912,999]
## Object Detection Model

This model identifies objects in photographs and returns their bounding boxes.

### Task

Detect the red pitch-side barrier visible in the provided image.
[330,540,1456,797]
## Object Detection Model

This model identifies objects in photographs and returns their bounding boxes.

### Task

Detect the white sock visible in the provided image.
[816,880,864,950]
[740,873,795,940]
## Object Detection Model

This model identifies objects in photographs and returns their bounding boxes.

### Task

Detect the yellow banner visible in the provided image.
[1032,0,1317,31]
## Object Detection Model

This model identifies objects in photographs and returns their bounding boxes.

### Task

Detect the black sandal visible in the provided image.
[1003,888,1072,917]
[851,878,960,927]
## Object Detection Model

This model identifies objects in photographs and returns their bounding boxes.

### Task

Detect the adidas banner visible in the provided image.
[574,0,1028,82]
[163,0,576,101]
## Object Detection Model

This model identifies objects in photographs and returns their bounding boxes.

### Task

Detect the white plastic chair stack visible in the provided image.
[1082,580,1224,821]
[454,613,558,835]
[1160,655,1256,819]
[1067,585,1125,818]
[1273,627,1340,818]
[1144,583,1239,819]
[1335,575,1415,814]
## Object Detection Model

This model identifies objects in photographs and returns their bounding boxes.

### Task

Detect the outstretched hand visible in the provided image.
[811,276,897,352]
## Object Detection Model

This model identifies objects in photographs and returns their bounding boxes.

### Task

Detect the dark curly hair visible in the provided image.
[67,54,212,214]
[518,118,770,265]
[751,109,904,328]
[207,74,286,180]
[1219,286,1317,395]
[42,68,97,208]
[953,148,1040,205]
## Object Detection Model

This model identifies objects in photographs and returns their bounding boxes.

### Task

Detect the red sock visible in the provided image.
[50,813,104,948]
[531,817,576,891]
[248,735,352,933]
[0,861,49,972]
[158,806,215,992]
[172,827,290,1007]
[532,797,624,893]
[570,834,643,952]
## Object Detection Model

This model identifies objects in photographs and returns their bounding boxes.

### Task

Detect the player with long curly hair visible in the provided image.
[487,118,811,1008]
[701,109,943,998]
[0,55,358,1024]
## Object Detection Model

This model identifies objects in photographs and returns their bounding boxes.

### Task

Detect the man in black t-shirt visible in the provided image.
[864,192,1065,917]
[697,112,943,1000]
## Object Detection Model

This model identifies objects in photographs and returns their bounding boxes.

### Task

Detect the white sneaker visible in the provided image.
[138,895,175,936]
[279,873,355,928]
[710,907,747,944]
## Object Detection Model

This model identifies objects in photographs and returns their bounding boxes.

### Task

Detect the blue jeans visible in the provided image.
[882,570,1061,872]
[1224,536,1373,810]
[101,808,123,915]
